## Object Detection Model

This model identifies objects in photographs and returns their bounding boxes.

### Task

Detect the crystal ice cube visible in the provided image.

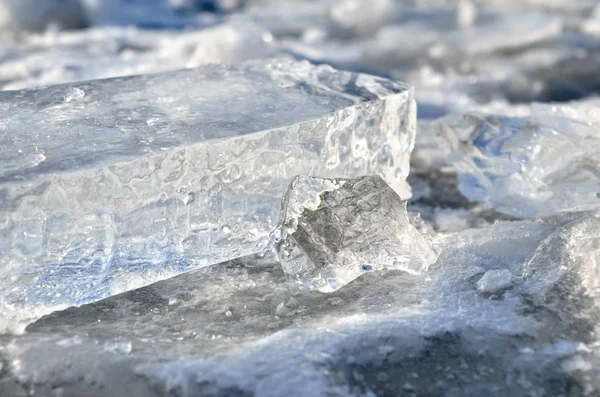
[274,175,437,292]
[0,58,416,331]
[439,105,600,217]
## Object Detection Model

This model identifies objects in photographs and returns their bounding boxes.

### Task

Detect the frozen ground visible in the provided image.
[0,0,600,396]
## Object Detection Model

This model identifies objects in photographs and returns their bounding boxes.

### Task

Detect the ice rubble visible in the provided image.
[1,0,598,113]
[439,102,600,217]
[476,269,513,295]
[0,0,600,396]
[275,175,437,291]
[0,59,416,332]
[2,211,599,396]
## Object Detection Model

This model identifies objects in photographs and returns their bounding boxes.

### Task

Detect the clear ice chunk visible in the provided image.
[0,58,416,331]
[476,269,513,295]
[439,104,600,217]
[523,212,600,300]
[274,175,437,292]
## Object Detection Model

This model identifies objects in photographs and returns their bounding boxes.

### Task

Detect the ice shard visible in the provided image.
[523,212,600,301]
[274,175,436,292]
[439,104,600,218]
[0,58,416,331]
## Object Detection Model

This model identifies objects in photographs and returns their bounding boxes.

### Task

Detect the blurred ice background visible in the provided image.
[2,0,599,192]
[0,0,598,109]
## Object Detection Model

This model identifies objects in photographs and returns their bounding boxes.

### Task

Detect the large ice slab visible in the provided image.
[0,58,416,332]
[439,103,600,217]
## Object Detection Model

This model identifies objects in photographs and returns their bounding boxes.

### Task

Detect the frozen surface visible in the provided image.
[0,0,600,395]
[0,58,416,332]
[275,175,437,292]
[2,212,599,397]
[439,103,600,217]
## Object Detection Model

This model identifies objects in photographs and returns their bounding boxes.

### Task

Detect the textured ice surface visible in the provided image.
[2,212,599,397]
[523,212,600,300]
[1,1,600,395]
[0,59,416,331]
[439,103,600,217]
[275,175,437,292]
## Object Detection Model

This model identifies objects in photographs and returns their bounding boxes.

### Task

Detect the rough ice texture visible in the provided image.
[3,212,599,397]
[275,175,437,292]
[0,58,416,331]
[523,212,600,301]
[439,104,600,218]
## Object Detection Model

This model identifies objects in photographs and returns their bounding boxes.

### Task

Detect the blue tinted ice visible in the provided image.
[440,103,600,217]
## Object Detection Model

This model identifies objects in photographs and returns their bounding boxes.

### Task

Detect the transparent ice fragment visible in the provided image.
[523,212,600,299]
[520,212,600,335]
[274,175,437,292]
[0,58,416,332]
[63,86,85,103]
[439,105,600,217]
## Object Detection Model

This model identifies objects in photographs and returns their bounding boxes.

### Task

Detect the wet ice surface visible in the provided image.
[1,0,600,396]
